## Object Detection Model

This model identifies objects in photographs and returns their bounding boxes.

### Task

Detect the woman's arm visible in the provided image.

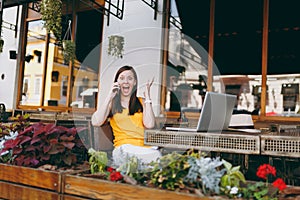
[142,78,156,129]
[91,82,119,126]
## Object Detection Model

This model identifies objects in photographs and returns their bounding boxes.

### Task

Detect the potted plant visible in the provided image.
[62,39,76,64]
[63,148,300,200]
[0,118,88,199]
[0,122,86,168]
[108,35,124,58]
[40,0,62,41]
[241,163,287,199]
[62,20,76,64]
[63,150,230,199]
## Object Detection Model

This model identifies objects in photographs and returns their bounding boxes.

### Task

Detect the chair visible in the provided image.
[93,121,114,152]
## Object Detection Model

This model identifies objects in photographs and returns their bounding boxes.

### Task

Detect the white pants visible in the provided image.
[112,144,161,168]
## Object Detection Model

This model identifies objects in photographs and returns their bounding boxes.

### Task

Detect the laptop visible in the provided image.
[166,92,237,132]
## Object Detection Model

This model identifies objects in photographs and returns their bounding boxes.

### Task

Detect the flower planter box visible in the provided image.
[0,163,63,192]
[1,162,299,199]
[63,174,216,200]
[0,163,88,200]
[63,194,90,200]
[0,180,60,200]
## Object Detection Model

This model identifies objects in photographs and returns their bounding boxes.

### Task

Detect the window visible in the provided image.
[167,0,300,119]
[21,20,46,106]
[19,5,103,111]
[34,77,42,95]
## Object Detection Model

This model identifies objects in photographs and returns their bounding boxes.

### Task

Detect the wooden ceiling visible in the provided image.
[3,0,38,8]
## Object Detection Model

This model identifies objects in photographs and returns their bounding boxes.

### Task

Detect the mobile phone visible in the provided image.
[113,85,120,92]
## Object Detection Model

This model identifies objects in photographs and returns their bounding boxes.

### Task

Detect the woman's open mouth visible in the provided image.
[122,86,130,94]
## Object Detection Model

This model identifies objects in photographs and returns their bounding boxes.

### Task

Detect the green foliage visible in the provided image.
[0,123,86,168]
[0,150,13,163]
[149,152,190,191]
[220,159,246,198]
[108,35,124,58]
[62,40,76,64]
[40,0,62,41]
[0,114,30,137]
[0,114,31,163]
[88,148,108,174]
[242,163,286,199]
[185,156,226,194]
[117,155,139,176]
[242,182,276,200]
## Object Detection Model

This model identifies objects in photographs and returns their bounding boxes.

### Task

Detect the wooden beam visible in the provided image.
[260,0,269,118]
[207,0,215,92]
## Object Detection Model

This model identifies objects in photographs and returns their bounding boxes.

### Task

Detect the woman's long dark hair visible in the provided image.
[109,66,143,116]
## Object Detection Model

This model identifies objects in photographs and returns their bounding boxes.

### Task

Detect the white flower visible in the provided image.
[4,131,18,140]
[230,186,239,194]
[0,139,5,149]
[0,150,9,156]
[0,131,18,156]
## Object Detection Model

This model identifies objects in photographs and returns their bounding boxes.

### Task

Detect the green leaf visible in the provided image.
[232,171,246,183]
[222,159,232,171]
[231,165,240,172]
[221,174,229,186]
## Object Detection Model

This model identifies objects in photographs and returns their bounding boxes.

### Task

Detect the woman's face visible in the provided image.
[117,70,136,97]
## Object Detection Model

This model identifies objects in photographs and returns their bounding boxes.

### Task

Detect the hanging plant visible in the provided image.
[62,20,76,63]
[63,40,76,64]
[0,38,4,53]
[108,35,124,58]
[40,0,62,41]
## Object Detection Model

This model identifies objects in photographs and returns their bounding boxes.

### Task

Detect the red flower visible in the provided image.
[272,178,287,191]
[256,164,276,180]
[107,167,114,173]
[110,171,123,181]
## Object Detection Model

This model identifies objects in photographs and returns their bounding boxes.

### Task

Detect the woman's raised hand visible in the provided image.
[109,82,120,98]
[144,77,154,100]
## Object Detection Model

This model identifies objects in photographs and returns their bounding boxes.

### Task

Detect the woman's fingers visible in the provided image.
[144,77,154,99]
[112,82,120,93]
[149,77,154,87]
[147,77,154,88]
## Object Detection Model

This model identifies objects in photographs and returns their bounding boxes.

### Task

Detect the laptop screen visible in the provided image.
[196,92,236,131]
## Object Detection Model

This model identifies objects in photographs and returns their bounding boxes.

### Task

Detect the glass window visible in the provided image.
[22,20,47,106]
[267,0,300,116]
[34,76,42,95]
[70,10,103,109]
[166,0,210,112]
[212,0,263,114]
[166,0,265,115]
[20,8,103,111]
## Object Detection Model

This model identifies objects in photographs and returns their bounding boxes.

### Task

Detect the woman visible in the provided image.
[92,65,161,167]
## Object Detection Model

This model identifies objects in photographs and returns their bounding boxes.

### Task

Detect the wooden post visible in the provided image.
[260,0,269,117]
[160,0,171,114]
[207,0,215,92]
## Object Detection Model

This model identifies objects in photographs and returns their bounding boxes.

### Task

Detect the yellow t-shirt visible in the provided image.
[110,108,146,147]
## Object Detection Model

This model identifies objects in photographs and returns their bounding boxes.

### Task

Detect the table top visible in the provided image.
[144,129,261,155]
[144,129,300,157]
